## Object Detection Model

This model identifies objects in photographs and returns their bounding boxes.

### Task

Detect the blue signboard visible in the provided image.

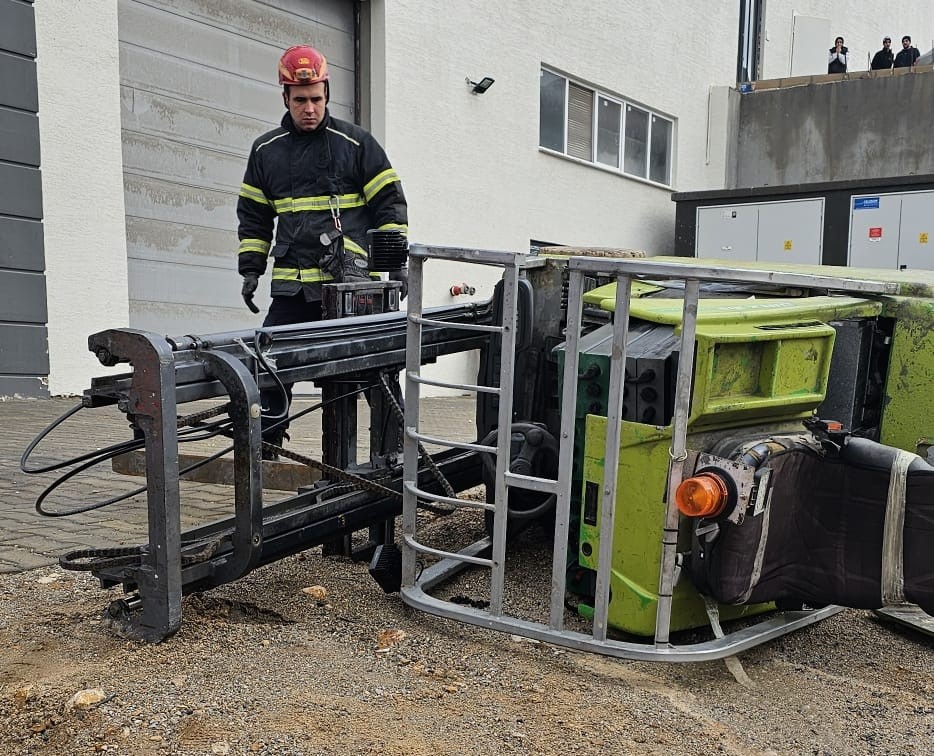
[854,197,880,210]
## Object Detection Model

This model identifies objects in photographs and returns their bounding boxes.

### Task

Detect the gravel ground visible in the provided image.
[2,398,933,754]
[1,508,932,756]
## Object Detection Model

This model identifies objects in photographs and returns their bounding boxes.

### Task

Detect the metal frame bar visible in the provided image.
[401,246,525,618]
[592,275,632,641]
[78,265,498,640]
[655,279,700,646]
[404,577,842,662]
[88,329,182,642]
[400,248,880,662]
[77,248,888,649]
[564,257,898,294]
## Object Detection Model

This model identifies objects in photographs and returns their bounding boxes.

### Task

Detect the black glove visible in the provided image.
[319,230,370,282]
[241,273,260,313]
[389,267,409,300]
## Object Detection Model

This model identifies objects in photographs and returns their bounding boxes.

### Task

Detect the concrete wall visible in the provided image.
[35,1,129,396]
[759,2,934,79]
[734,70,934,187]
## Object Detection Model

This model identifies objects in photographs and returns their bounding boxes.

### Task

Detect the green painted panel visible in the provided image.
[878,297,934,453]
[627,295,881,326]
[579,416,772,636]
[692,321,835,426]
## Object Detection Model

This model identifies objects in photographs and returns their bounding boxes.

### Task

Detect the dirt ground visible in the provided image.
[1,507,932,756]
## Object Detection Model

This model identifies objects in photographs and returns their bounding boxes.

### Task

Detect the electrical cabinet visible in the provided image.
[849,190,934,271]
[696,198,823,265]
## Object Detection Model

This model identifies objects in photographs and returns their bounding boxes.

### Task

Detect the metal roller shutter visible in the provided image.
[0,0,48,398]
[118,0,356,336]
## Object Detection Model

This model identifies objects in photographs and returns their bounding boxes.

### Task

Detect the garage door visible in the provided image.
[118,0,355,336]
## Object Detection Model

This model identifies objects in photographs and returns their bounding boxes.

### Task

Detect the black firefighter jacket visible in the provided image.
[237,111,408,300]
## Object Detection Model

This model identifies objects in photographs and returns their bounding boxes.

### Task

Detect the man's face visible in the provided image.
[284,82,327,132]
[883,39,891,47]
[903,38,911,48]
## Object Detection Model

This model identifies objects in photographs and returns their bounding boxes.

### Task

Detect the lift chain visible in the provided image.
[263,441,402,500]
[377,372,457,500]
[59,539,221,572]
[177,402,232,428]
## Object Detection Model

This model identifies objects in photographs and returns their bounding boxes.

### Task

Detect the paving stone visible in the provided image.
[0,546,56,571]
[1,395,475,574]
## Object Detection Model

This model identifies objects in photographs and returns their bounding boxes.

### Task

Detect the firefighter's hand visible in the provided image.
[390,267,409,300]
[241,273,260,313]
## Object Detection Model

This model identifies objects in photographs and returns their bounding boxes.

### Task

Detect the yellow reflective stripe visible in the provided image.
[344,238,366,257]
[238,238,271,256]
[239,183,270,205]
[271,267,334,283]
[363,169,401,202]
[272,193,366,214]
[377,222,408,236]
[271,267,299,280]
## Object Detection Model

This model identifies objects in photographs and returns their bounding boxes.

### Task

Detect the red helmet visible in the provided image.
[278,45,329,86]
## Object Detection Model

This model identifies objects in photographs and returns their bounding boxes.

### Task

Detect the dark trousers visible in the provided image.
[260,294,322,440]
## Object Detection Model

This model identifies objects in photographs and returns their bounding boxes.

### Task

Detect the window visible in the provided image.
[649,115,672,184]
[539,69,565,152]
[539,67,675,187]
[623,105,648,177]
[567,83,593,161]
[597,97,621,168]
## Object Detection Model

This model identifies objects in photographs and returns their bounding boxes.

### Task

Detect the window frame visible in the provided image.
[539,66,675,189]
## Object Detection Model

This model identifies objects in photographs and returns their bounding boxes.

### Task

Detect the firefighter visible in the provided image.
[237,45,408,458]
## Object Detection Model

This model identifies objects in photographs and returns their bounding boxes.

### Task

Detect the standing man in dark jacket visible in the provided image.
[871,37,894,70]
[237,45,408,456]
[894,35,920,68]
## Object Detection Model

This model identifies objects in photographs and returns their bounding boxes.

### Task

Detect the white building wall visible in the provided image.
[31,1,929,396]
[760,3,934,79]
[378,0,740,261]
[35,1,129,396]
[372,0,740,389]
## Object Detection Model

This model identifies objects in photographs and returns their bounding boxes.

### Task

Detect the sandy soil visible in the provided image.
[1,510,932,756]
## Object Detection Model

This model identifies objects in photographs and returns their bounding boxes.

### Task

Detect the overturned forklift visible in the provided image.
[22,244,934,659]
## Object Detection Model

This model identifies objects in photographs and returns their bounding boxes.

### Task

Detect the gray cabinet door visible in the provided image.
[897,192,934,271]
[756,199,823,266]
[849,194,900,269]
[696,205,759,262]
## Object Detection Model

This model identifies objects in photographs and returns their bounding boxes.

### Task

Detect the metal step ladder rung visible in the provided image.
[403,534,495,568]
[411,314,504,333]
[407,372,501,395]
[503,471,558,495]
[405,482,494,511]
[405,429,496,454]
[402,244,524,619]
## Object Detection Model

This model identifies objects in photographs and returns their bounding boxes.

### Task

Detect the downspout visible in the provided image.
[354,0,362,125]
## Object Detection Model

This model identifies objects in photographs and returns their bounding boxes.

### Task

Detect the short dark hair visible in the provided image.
[903,35,911,43]
[883,37,891,42]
